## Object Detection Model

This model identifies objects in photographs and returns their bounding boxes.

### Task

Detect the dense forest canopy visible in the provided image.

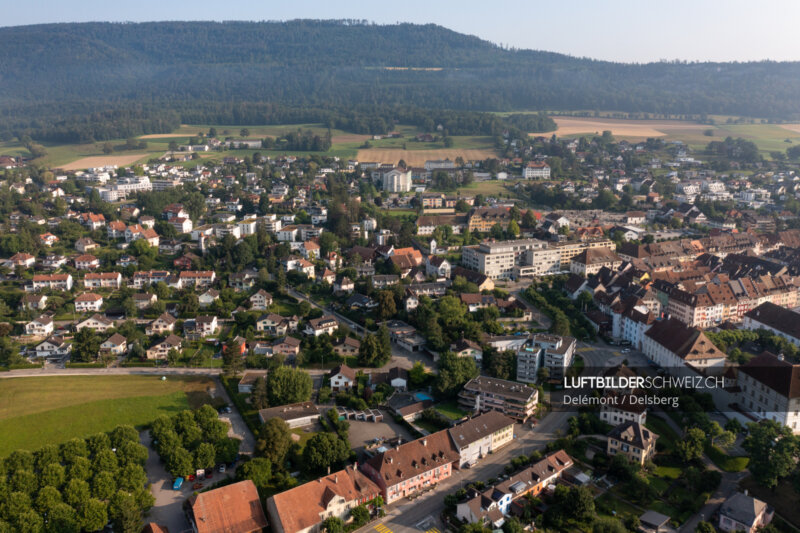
[2,20,800,142]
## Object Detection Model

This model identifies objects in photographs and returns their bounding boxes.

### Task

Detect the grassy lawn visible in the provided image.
[430,179,521,197]
[704,443,749,472]
[645,415,679,454]
[435,400,469,421]
[653,465,681,479]
[0,375,215,456]
[269,299,301,316]
[595,491,642,519]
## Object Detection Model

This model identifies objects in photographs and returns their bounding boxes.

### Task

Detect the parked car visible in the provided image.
[205,469,213,479]
[187,474,196,482]
[172,477,184,491]
[192,482,203,490]
[218,464,226,473]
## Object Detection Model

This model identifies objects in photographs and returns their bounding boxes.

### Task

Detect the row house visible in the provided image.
[131,270,171,289]
[177,270,215,289]
[32,274,74,292]
[361,430,461,504]
[84,272,122,289]
[456,451,572,528]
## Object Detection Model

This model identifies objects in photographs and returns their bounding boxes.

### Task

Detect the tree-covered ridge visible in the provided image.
[2,20,800,143]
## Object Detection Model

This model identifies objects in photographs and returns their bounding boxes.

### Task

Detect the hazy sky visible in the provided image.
[4,0,799,63]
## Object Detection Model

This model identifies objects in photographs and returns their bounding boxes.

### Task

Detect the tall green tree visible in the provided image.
[743,420,799,488]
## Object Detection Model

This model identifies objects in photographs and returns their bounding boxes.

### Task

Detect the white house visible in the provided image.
[329,364,356,392]
[304,315,338,337]
[25,315,54,336]
[74,293,103,313]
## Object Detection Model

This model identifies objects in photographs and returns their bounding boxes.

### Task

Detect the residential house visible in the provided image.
[146,335,183,360]
[74,254,100,270]
[100,333,127,355]
[272,336,301,357]
[304,316,338,337]
[21,293,48,311]
[133,292,157,310]
[187,480,267,533]
[426,256,452,279]
[35,336,71,359]
[74,292,103,313]
[146,313,177,336]
[606,421,658,466]
[199,289,220,308]
[184,315,218,340]
[718,493,773,533]
[451,339,484,363]
[266,467,380,533]
[75,237,98,253]
[76,314,114,333]
[25,315,54,336]
[249,289,273,311]
[330,364,356,392]
[333,337,361,358]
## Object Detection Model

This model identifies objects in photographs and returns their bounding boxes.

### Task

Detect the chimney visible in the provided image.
[422,439,427,446]
[778,353,785,361]
[327,466,331,475]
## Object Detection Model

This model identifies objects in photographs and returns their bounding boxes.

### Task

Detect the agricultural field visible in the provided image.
[543,115,800,155]
[356,148,496,167]
[0,375,215,456]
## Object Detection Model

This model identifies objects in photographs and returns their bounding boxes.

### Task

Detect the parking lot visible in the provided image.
[346,410,415,456]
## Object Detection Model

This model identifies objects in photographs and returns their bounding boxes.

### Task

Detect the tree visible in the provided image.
[435,351,479,398]
[45,503,79,533]
[71,328,101,363]
[102,142,114,154]
[377,290,397,321]
[522,210,537,228]
[251,377,269,410]
[109,491,143,533]
[110,425,140,448]
[409,361,427,389]
[565,486,595,521]
[502,517,524,533]
[322,516,345,533]
[79,498,108,533]
[302,432,350,474]
[240,128,250,138]
[117,440,148,468]
[92,471,117,500]
[35,485,62,514]
[266,366,313,405]
[743,420,799,488]
[194,442,216,470]
[695,521,715,533]
[236,458,272,490]
[675,427,705,462]
[165,447,194,478]
[593,518,626,533]
[41,463,65,488]
[64,478,91,508]
[257,418,292,466]
[508,219,520,237]
[222,340,245,376]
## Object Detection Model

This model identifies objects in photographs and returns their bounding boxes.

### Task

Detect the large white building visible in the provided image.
[382,168,412,192]
[447,411,515,468]
[522,162,550,179]
[461,239,557,280]
[516,333,576,383]
[737,351,800,433]
[642,318,726,373]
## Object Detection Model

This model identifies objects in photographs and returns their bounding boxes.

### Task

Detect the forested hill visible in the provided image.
[2,20,800,142]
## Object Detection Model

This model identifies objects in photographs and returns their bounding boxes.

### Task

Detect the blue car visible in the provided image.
[172,477,184,490]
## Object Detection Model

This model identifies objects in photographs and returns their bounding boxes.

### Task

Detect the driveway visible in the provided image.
[140,430,192,533]
[213,377,256,455]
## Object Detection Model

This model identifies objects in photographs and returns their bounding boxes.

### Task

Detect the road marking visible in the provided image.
[375,524,393,533]
[426,529,441,533]
[577,347,594,353]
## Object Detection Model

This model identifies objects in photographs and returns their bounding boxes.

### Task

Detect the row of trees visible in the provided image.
[0,425,153,532]
[149,405,240,478]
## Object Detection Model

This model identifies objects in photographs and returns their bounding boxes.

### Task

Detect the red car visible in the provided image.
[187,474,196,482]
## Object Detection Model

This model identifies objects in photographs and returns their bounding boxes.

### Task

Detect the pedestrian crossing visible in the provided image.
[375,523,394,533]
